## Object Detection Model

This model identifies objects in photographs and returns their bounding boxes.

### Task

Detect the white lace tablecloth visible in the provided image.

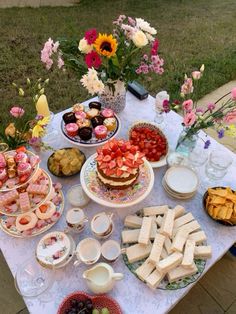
[0,92,235,314]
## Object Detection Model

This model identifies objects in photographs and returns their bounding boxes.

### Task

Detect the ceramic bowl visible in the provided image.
[57,291,122,314]
[128,120,169,168]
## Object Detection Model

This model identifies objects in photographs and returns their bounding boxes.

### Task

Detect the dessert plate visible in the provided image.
[0,150,39,192]
[80,153,154,208]
[129,121,169,168]
[0,189,64,238]
[122,208,206,290]
[60,107,121,147]
[0,169,52,216]
[165,166,199,194]
[162,178,196,200]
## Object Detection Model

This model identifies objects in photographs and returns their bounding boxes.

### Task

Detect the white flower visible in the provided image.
[136,18,157,35]
[132,30,148,48]
[80,68,104,95]
[200,64,205,72]
[78,38,93,54]
[145,33,155,42]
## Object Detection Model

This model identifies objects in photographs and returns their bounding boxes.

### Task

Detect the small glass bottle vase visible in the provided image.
[175,128,198,157]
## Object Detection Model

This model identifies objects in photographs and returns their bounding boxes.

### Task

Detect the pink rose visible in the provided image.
[183,111,196,126]
[192,71,201,80]
[224,109,236,124]
[182,99,193,112]
[231,87,236,100]
[10,106,25,118]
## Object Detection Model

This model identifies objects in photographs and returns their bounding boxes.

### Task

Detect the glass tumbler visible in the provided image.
[205,150,233,181]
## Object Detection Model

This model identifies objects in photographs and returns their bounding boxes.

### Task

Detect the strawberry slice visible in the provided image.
[39,204,48,213]
[127,153,134,160]
[120,144,127,152]
[111,143,118,152]
[105,168,116,176]
[108,160,116,169]
[102,148,110,156]
[19,217,29,225]
[103,155,111,162]
[96,155,103,161]
[116,157,123,168]
[126,167,134,173]
[124,159,134,168]
[116,168,123,176]
[99,162,108,169]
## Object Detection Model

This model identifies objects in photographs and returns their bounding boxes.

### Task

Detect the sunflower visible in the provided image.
[94,33,117,58]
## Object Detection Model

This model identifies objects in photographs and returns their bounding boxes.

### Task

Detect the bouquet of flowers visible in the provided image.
[0,78,50,151]
[41,15,164,111]
[158,65,236,152]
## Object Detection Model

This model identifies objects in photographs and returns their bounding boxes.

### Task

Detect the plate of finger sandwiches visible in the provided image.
[121,204,212,290]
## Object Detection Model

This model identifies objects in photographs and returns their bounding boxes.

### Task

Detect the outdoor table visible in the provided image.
[0,92,235,314]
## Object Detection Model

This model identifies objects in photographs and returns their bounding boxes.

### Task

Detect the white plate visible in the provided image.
[80,153,154,208]
[162,178,196,200]
[165,166,199,194]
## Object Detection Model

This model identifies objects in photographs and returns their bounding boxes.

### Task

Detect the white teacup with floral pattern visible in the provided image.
[74,238,101,267]
[65,208,88,233]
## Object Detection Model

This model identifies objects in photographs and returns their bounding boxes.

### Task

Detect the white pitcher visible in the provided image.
[82,262,123,294]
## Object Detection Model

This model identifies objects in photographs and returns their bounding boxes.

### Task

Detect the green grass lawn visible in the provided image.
[0,0,236,117]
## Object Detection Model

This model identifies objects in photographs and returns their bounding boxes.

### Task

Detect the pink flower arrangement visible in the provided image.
[224,109,236,124]
[10,106,25,118]
[181,77,193,96]
[41,38,63,70]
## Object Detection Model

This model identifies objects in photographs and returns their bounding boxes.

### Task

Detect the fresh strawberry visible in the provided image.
[99,162,108,169]
[102,148,110,156]
[124,159,134,168]
[19,217,29,225]
[116,157,123,168]
[116,168,123,176]
[120,144,127,152]
[111,143,118,152]
[39,204,48,213]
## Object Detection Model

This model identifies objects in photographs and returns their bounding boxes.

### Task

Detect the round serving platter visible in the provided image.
[122,208,206,290]
[80,153,154,208]
[60,107,121,147]
[0,189,64,238]
[0,150,39,192]
[0,169,52,216]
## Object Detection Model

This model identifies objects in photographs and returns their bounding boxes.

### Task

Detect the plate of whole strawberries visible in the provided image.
[129,121,169,168]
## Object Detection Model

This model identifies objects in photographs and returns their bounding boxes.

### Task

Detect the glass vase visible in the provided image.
[175,128,199,157]
[98,80,126,114]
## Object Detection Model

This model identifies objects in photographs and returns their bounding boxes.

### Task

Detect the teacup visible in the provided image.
[91,212,114,239]
[65,208,88,233]
[74,238,101,267]
[101,240,122,263]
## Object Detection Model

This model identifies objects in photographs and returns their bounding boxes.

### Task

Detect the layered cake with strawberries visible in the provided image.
[96,138,145,189]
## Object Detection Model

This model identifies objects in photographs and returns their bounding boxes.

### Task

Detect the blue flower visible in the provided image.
[204,139,211,149]
[218,129,225,139]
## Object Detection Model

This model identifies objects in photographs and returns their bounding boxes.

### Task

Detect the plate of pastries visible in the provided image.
[61,101,120,147]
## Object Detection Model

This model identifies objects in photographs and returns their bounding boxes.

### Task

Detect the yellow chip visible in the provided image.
[207,204,214,217]
[210,196,226,205]
[208,188,227,197]
[213,206,220,218]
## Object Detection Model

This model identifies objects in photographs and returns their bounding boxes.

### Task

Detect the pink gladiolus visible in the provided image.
[151,39,159,56]
[57,56,64,69]
[10,106,25,118]
[224,109,236,124]
[128,16,136,26]
[231,87,236,100]
[183,111,196,126]
[182,99,193,112]
[192,71,201,80]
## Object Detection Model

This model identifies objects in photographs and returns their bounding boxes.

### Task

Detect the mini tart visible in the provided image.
[86,108,99,119]
[35,201,56,220]
[16,212,38,231]
[103,117,117,131]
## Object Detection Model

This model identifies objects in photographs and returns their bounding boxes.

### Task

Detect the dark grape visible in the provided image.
[77,301,85,310]
[85,303,93,310]
[70,299,78,307]
[80,310,87,314]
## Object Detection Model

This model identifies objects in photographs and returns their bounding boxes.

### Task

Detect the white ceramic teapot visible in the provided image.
[82,262,123,294]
